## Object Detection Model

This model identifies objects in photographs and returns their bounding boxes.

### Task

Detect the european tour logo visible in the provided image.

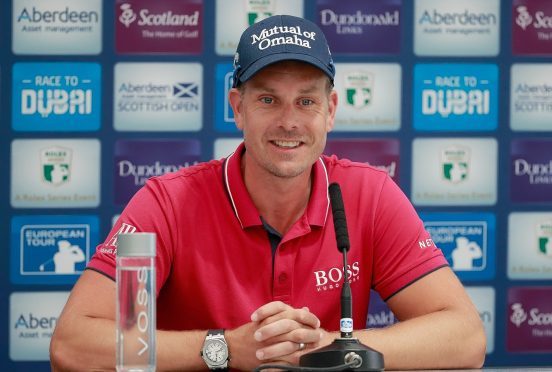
[314,261,360,292]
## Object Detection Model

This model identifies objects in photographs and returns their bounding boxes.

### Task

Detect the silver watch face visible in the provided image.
[204,339,228,365]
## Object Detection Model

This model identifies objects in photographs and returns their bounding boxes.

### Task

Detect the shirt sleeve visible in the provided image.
[371,176,448,301]
[87,177,176,295]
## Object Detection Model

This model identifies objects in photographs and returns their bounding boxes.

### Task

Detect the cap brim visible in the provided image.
[237,52,334,86]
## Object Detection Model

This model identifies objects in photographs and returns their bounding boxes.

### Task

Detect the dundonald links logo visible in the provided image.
[317,0,401,54]
[510,139,552,203]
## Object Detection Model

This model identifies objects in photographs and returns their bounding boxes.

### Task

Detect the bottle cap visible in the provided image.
[117,232,156,257]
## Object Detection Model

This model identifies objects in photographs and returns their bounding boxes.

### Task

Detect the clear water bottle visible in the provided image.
[116,233,156,372]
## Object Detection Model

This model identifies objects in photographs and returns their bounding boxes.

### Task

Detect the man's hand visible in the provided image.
[226,301,328,370]
[253,301,327,366]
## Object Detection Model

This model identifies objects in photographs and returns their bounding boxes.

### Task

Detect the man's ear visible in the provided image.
[228,88,244,130]
[326,89,338,132]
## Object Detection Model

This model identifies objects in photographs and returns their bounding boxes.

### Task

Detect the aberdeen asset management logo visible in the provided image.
[314,262,360,292]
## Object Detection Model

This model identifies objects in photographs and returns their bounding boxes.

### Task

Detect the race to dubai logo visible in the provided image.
[20,81,93,119]
[537,221,552,256]
[421,76,491,118]
[246,0,275,25]
[516,6,533,30]
[510,303,528,327]
[441,145,470,184]
[40,146,71,186]
[344,71,373,109]
[119,3,137,28]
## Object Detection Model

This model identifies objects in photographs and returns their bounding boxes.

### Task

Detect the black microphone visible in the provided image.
[328,183,353,339]
[299,183,384,371]
[329,183,350,253]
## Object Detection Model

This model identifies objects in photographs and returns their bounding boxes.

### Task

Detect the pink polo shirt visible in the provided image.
[88,142,447,331]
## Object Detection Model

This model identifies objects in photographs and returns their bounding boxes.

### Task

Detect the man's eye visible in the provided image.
[300,99,314,105]
[261,97,273,104]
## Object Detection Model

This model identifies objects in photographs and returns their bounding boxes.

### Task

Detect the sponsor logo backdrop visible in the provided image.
[1,0,551,369]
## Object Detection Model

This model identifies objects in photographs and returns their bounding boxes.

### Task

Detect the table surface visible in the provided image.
[394,369,552,372]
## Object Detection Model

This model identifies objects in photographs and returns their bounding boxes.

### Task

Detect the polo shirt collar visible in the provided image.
[224,142,330,229]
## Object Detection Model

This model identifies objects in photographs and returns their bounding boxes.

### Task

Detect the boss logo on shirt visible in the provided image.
[313,261,360,292]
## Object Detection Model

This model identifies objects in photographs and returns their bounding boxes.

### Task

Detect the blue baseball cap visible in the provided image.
[232,15,335,88]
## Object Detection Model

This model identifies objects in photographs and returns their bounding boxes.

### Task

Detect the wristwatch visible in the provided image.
[200,329,230,370]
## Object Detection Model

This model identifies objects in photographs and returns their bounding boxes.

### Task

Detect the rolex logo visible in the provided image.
[441,145,470,184]
[345,71,374,109]
[537,221,552,256]
[40,146,72,186]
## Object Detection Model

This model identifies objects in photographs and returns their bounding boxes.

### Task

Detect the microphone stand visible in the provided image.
[299,183,384,371]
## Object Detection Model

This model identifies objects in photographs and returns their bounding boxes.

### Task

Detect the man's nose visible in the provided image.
[276,102,299,130]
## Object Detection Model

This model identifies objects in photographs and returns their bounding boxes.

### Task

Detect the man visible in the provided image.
[50,15,485,371]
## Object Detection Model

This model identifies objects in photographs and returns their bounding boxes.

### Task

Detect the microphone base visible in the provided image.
[299,337,384,371]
